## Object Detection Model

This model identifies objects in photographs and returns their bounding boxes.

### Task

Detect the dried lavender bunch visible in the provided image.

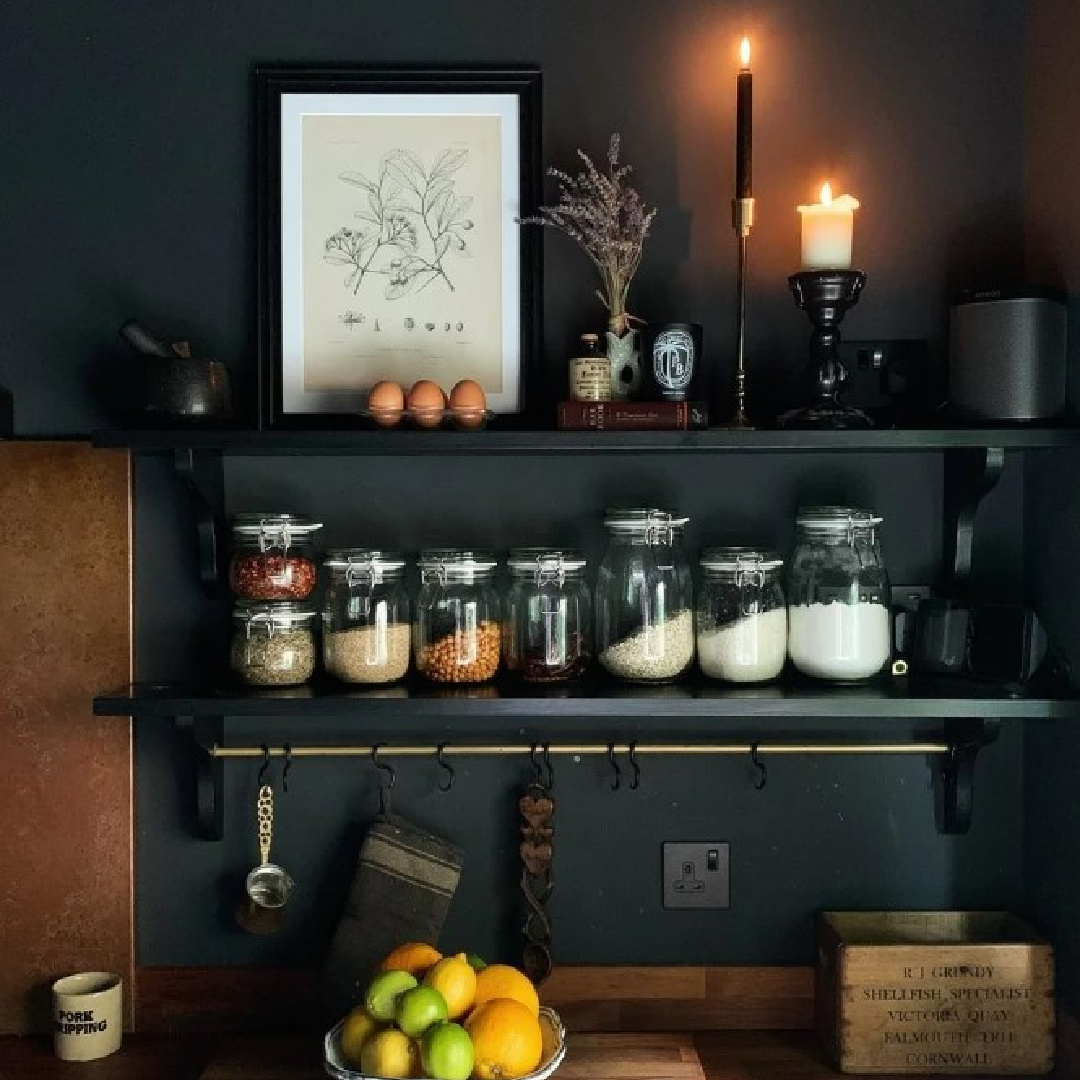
[521,134,656,336]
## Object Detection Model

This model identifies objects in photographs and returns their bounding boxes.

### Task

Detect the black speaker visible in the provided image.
[948,287,1067,420]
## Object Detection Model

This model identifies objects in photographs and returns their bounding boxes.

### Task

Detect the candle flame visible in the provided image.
[739,37,751,69]
[820,182,833,205]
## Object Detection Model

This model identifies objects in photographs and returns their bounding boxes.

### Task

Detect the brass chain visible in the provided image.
[257,783,274,866]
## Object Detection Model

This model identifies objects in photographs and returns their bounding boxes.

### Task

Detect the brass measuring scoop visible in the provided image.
[236,775,294,934]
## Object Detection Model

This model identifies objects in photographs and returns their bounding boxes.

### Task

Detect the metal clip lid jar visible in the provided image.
[697,548,787,684]
[505,548,592,682]
[229,513,323,601]
[415,549,501,684]
[787,506,891,682]
[322,549,410,685]
[230,601,317,687]
[597,508,694,683]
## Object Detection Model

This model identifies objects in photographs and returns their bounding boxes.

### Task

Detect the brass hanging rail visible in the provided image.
[207,741,949,758]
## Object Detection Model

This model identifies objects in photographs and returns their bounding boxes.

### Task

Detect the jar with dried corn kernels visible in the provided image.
[415,549,501,684]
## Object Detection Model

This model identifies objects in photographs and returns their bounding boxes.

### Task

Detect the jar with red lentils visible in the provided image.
[415,549,501,684]
[229,514,322,601]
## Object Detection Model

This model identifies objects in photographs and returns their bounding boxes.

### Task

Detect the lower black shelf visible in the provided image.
[94,672,1080,720]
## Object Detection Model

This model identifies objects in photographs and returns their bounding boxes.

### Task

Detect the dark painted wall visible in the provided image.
[1024,0,1080,1014]
[1,0,1038,967]
[1,0,1024,433]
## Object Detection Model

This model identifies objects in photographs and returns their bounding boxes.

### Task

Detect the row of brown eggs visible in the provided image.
[367,378,488,428]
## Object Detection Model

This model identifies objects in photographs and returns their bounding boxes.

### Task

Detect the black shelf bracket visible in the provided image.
[173,448,225,596]
[943,446,1005,599]
[177,715,225,840]
[935,717,1000,835]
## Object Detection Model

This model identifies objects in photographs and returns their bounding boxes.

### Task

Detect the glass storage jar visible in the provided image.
[505,548,591,682]
[229,513,323,601]
[415,549,501,684]
[230,601,317,687]
[321,549,410,684]
[696,548,787,683]
[596,508,694,682]
[787,506,891,681]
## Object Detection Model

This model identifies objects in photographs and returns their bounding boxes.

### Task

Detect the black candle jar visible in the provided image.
[643,322,704,401]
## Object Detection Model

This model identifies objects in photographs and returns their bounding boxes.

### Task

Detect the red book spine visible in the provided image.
[557,401,707,430]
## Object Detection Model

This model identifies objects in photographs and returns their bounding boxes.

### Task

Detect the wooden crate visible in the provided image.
[817,912,1054,1074]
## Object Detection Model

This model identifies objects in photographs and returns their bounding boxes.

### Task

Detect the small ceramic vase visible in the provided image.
[606,329,642,400]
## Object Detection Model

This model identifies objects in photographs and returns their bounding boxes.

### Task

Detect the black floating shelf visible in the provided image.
[90,424,1080,455]
[95,674,1080,721]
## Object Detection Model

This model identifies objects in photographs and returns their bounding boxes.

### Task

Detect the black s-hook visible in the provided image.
[436,742,455,793]
[750,743,767,791]
[258,743,272,788]
[282,742,293,793]
[372,743,396,816]
[607,744,621,791]
[628,742,641,791]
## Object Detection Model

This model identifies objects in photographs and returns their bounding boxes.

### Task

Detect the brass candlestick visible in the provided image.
[728,196,755,428]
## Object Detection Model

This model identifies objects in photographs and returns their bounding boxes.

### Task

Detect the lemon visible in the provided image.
[339,1006,383,1068]
[423,953,477,1020]
[360,1028,420,1079]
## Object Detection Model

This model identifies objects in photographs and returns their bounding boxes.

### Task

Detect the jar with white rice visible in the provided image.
[696,548,787,683]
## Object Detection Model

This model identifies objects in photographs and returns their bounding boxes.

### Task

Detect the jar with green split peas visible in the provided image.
[229,513,323,601]
[230,602,317,687]
[415,549,501,684]
[505,548,592,682]
[321,549,411,685]
[596,509,694,683]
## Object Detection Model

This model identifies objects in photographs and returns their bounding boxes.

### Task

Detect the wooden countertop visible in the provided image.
[1,1031,1075,1080]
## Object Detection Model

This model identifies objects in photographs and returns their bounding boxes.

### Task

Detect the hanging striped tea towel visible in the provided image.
[322,814,464,1020]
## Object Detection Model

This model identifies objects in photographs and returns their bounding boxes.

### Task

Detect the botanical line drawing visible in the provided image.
[324,147,474,299]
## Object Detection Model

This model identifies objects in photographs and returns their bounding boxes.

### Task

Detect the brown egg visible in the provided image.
[448,379,488,429]
[407,379,446,428]
[367,380,405,426]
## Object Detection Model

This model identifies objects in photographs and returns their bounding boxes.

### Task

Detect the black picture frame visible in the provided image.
[255,64,542,430]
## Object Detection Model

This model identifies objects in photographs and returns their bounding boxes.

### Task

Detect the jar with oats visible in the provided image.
[415,549,501,684]
[229,513,322,601]
[321,549,411,685]
[230,602,317,687]
[596,508,694,683]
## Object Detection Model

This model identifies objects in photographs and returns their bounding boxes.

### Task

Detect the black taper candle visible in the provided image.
[735,47,753,199]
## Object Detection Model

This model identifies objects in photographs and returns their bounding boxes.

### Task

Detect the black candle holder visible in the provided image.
[779,269,871,429]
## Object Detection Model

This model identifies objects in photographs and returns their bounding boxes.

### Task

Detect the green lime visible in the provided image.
[422,1021,475,1080]
[364,969,419,1022]
[396,984,450,1038]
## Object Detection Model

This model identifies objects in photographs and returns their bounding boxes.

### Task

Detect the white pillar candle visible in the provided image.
[797,183,860,269]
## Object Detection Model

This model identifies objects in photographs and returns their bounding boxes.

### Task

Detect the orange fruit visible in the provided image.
[377,942,444,977]
[472,965,540,1018]
[465,998,543,1080]
[424,953,478,1020]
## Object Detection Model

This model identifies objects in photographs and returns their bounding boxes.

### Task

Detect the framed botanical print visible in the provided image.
[255,65,542,428]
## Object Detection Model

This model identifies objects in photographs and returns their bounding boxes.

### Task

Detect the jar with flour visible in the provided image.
[697,549,787,683]
[787,507,891,681]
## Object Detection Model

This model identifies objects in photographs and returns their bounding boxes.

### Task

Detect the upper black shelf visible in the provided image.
[90,424,1080,455]
[95,674,1080,721]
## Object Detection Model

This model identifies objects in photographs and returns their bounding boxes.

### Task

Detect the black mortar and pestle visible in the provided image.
[119,319,233,423]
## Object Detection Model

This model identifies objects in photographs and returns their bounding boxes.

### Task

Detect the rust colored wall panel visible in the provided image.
[0,443,132,1034]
